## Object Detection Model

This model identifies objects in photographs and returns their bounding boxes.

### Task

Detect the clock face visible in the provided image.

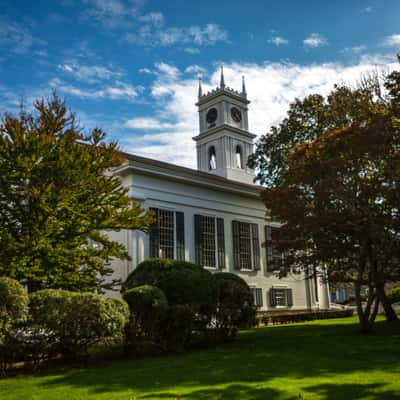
[231,107,242,123]
[206,108,218,124]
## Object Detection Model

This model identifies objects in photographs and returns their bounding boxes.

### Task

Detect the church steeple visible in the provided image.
[198,76,202,97]
[193,69,256,184]
[220,65,225,89]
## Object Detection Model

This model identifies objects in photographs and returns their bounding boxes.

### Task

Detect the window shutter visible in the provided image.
[194,214,202,265]
[256,288,263,307]
[269,288,276,307]
[252,224,260,270]
[217,218,225,269]
[176,211,185,261]
[265,225,273,271]
[232,220,240,270]
[149,207,159,258]
[287,288,293,307]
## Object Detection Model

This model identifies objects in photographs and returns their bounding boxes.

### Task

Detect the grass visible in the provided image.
[1,317,400,400]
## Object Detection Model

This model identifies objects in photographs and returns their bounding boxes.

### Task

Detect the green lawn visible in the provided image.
[1,317,400,400]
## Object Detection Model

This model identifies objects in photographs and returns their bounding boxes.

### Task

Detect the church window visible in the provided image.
[265,225,284,272]
[149,208,185,260]
[232,221,260,270]
[194,215,225,268]
[269,288,293,307]
[209,146,217,170]
[235,145,243,169]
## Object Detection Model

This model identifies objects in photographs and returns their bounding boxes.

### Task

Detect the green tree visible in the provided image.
[0,95,151,292]
[250,64,400,332]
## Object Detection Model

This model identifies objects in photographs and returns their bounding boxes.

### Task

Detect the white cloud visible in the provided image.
[139,67,152,74]
[138,12,164,25]
[269,36,289,46]
[184,47,200,54]
[57,62,123,83]
[126,20,227,48]
[342,45,367,54]
[303,33,328,48]
[361,6,373,13]
[125,117,175,130]
[0,18,46,55]
[383,34,400,46]
[121,56,399,169]
[155,62,180,79]
[49,78,138,100]
[82,0,144,27]
[185,65,206,75]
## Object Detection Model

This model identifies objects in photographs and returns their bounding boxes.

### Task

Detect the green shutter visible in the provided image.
[176,211,185,261]
[265,225,273,271]
[232,220,241,270]
[149,207,159,258]
[252,224,260,270]
[217,218,225,269]
[287,288,293,307]
[256,288,263,307]
[269,288,276,307]
[194,214,202,265]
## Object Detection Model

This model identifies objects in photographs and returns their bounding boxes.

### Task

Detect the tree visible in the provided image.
[0,95,151,292]
[250,64,400,332]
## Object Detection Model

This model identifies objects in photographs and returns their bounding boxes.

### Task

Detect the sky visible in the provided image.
[1,0,400,167]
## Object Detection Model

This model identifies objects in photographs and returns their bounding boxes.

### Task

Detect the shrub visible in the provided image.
[213,272,256,339]
[123,285,168,354]
[123,259,220,351]
[388,287,400,304]
[0,278,29,372]
[0,277,29,344]
[161,304,194,352]
[124,258,217,316]
[29,289,129,358]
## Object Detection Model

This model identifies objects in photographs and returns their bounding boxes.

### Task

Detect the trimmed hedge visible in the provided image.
[123,259,257,352]
[0,277,29,344]
[0,278,29,372]
[29,289,129,358]
[258,309,354,325]
[124,258,218,309]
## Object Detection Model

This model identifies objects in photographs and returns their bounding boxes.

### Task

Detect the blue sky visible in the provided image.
[1,0,400,166]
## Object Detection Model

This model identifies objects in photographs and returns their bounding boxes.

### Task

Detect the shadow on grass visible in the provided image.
[37,318,400,399]
[306,383,400,400]
[141,384,281,399]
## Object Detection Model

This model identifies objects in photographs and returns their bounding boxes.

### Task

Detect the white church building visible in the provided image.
[109,68,330,311]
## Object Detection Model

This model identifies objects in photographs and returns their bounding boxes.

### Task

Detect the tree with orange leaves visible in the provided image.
[251,60,400,333]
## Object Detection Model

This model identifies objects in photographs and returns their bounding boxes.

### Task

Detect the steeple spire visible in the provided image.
[241,75,247,97]
[198,76,202,97]
[220,64,225,89]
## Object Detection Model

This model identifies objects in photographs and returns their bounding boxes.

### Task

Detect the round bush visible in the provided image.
[213,272,256,339]
[124,258,217,310]
[123,285,168,353]
[29,289,129,358]
[0,277,29,344]
[123,285,168,311]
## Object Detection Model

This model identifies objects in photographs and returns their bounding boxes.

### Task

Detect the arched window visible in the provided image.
[235,145,243,169]
[209,146,217,170]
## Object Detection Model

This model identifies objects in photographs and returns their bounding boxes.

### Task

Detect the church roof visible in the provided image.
[115,151,262,199]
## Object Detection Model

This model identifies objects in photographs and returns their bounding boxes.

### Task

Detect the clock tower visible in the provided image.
[193,66,256,184]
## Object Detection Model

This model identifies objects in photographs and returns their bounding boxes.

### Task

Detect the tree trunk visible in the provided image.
[376,283,398,322]
[355,281,375,334]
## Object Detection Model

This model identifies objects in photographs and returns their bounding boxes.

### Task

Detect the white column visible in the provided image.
[317,266,330,310]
